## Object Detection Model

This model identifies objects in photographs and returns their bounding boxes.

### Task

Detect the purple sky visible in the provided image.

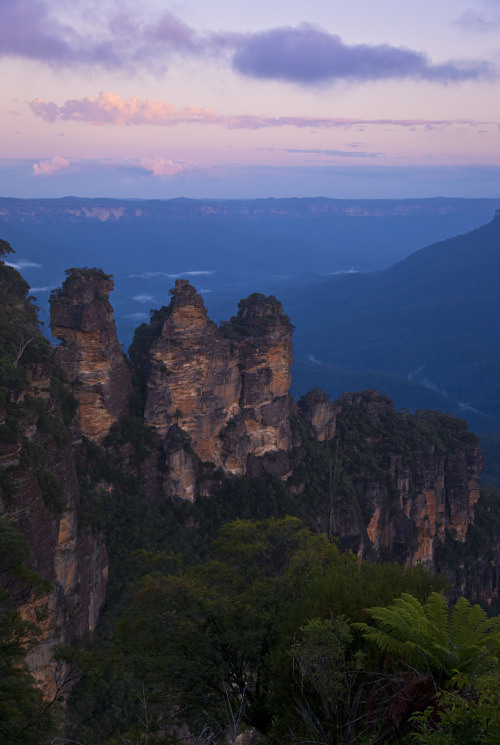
[1,0,500,198]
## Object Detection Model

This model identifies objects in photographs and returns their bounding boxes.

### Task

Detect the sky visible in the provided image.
[1,0,500,199]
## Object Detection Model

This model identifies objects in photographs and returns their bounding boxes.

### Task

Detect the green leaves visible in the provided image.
[356,592,500,680]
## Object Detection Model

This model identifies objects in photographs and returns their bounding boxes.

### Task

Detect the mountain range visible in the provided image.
[282,210,500,434]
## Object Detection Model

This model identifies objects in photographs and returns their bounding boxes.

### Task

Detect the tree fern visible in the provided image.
[354,592,500,681]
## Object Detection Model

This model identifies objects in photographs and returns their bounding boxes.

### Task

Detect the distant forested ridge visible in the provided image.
[285,210,500,438]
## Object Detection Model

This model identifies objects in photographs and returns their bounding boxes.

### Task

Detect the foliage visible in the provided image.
[37,469,66,515]
[0,519,56,744]
[355,593,500,742]
[67,518,444,745]
[0,238,13,257]
[356,592,500,681]
[410,672,500,745]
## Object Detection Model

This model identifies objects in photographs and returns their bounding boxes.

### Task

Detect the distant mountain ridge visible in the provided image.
[1,195,498,222]
[285,210,500,431]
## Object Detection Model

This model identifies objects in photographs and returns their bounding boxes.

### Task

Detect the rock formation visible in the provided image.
[221,293,294,458]
[140,280,241,467]
[298,388,338,441]
[47,271,485,568]
[300,391,483,567]
[0,261,108,700]
[50,268,132,441]
[4,248,500,733]
[129,282,294,499]
[3,249,500,726]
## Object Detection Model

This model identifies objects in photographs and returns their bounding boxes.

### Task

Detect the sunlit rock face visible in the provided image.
[300,390,483,568]
[50,269,132,441]
[222,293,294,458]
[143,280,242,469]
[130,283,294,499]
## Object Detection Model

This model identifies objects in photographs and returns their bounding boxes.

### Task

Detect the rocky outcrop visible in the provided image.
[50,268,132,441]
[130,282,294,499]
[298,388,338,442]
[300,391,483,567]
[141,280,241,468]
[0,358,107,701]
[222,293,294,459]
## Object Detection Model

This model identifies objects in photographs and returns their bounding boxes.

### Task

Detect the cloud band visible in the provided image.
[29,92,491,132]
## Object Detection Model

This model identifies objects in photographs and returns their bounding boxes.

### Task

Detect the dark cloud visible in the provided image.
[0,0,74,62]
[146,10,197,48]
[231,23,494,84]
[0,0,193,69]
[0,0,123,67]
[0,2,495,84]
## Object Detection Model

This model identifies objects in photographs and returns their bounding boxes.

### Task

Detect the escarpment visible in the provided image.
[50,270,485,571]
[299,391,483,568]
[0,259,108,701]
[50,268,132,441]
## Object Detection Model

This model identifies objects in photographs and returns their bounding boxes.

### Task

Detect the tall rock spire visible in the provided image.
[50,268,132,441]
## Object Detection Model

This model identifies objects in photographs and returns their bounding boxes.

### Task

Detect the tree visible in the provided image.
[356,593,500,682]
[0,239,13,259]
[410,671,500,745]
[355,593,500,742]
[108,520,442,745]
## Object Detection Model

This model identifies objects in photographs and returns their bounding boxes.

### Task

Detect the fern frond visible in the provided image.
[357,592,500,681]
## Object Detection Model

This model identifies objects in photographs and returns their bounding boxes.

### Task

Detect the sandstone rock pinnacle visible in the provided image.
[50,268,132,441]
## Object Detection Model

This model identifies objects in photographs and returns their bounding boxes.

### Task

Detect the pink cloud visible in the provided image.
[29,92,494,132]
[32,156,71,176]
[30,92,216,126]
[138,157,188,176]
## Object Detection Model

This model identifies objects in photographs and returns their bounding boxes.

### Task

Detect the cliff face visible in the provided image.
[222,293,294,459]
[0,261,108,701]
[45,270,486,572]
[142,280,241,468]
[298,388,338,442]
[50,268,132,441]
[300,391,483,568]
[130,282,294,499]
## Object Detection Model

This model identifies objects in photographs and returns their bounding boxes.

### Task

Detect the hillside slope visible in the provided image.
[285,211,500,429]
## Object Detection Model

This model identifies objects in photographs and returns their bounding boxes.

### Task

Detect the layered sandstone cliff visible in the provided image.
[129,282,294,499]
[46,270,484,569]
[298,387,338,442]
[300,390,483,567]
[50,268,132,441]
[140,280,242,467]
[221,293,294,458]
[0,262,108,700]
[4,249,500,728]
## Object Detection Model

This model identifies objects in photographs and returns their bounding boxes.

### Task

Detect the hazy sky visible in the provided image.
[2,0,500,198]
